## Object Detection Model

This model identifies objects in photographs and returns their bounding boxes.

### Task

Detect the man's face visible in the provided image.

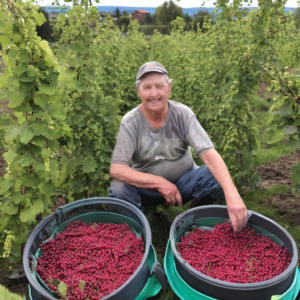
[137,72,171,113]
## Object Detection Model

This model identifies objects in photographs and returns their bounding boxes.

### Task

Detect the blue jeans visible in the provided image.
[108,165,225,208]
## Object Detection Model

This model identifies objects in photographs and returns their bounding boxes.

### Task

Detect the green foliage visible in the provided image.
[193,9,213,31]
[0,285,23,300]
[53,5,122,201]
[115,8,121,19]
[0,0,71,261]
[117,16,131,31]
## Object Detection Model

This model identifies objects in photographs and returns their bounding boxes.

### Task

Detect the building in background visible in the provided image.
[131,9,150,23]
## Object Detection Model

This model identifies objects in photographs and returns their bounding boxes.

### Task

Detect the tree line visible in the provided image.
[36,0,213,41]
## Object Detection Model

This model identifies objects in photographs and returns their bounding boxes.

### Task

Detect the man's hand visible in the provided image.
[200,149,248,233]
[226,193,247,233]
[157,178,182,206]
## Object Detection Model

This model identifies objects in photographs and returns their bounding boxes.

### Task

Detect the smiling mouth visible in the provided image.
[148,99,160,103]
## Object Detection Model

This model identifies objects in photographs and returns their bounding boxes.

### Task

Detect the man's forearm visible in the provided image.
[110,163,165,190]
[200,148,239,202]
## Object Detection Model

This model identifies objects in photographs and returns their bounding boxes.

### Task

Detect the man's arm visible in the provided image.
[110,163,182,206]
[200,148,247,233]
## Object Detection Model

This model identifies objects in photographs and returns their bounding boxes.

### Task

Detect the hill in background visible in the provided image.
[42,5,297,15]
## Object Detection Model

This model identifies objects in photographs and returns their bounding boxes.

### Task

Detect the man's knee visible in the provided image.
[108,179,127,199]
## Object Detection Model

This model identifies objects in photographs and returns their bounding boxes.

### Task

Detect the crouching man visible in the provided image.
[108,62,247,233]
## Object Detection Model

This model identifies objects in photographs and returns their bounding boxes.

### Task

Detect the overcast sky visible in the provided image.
[36,0,299,7]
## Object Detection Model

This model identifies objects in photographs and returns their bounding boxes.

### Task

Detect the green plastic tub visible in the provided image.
[165,239,300,300]
[166,206,299,300]
[23,198,166,300]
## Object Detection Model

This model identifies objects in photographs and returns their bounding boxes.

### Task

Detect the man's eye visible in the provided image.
[144,87,150,89]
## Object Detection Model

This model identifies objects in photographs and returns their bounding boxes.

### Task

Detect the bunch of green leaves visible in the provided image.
[52,4,123,201]
[0,0,71,261]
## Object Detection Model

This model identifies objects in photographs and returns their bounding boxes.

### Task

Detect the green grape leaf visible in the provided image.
[38,84,56,95]
[26,65,38,77]
[34,162,45,172]
[31,136,46,147]
[82,159,96,173]
[11,192,23,204]
[48,279,61,287]
[34,93,48,108]
[273,105,293,117]
[0,36,10,49]
[0,285,23,300]
[7,91,26,108]
[12,34,22,43]
[19,128,35,144]
[283,125,297,135]
[14,64,28,75]
[20,199,44,223]
[49,105,66,120]
[29,121,53,138]
[0,199,19,215]
[32,12,46,26]
[102,145,112,152]
[58,281,68,298]
[39,181,56,195]
[101,153,111,163]
[19,173,43,188]
[0,178,13,194]
[19,73,35,82]
[17,153,35,167]
[3,149,18,164]
[79,280,85,293]
[0,215,10,231]
[0,68,13,88]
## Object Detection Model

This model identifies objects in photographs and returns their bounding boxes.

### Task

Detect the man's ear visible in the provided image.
[136,87,141,97]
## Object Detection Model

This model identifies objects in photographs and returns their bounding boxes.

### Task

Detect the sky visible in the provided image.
[36,0,299,7]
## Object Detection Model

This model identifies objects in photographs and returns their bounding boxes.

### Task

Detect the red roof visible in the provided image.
[137,9,148,13]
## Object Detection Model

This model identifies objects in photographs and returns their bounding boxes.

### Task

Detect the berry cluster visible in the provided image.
[177,222,291,283]
[37,221,144,299]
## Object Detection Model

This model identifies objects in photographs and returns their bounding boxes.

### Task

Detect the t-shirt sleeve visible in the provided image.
[111,124,135,166]
[185,115,215,156]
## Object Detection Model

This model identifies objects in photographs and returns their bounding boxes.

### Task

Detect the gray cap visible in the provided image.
[136,61,168,80]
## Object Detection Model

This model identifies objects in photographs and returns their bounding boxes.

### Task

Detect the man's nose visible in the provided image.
[149,87,159,97]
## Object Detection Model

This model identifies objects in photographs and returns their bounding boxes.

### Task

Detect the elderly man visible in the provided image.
[108,62,247,233]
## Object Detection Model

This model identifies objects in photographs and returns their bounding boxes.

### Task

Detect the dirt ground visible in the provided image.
[255,153,300,226]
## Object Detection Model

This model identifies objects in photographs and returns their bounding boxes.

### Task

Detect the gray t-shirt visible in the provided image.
[111,100,214,182]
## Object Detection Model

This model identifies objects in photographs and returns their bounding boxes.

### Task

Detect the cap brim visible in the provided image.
[136,69,167,80]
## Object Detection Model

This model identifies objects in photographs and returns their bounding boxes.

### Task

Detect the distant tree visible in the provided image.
[117,15,131,31]
[294,8,300,28]
[36,7,53,42]
[115,8,121,19]
[155,0,184,25]
[122,10,129,16]
[142,14,153,25]
[193,9,213,30]
[184,13,192,23]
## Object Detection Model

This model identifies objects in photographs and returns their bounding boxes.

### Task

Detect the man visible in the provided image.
[108,62,247,233]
